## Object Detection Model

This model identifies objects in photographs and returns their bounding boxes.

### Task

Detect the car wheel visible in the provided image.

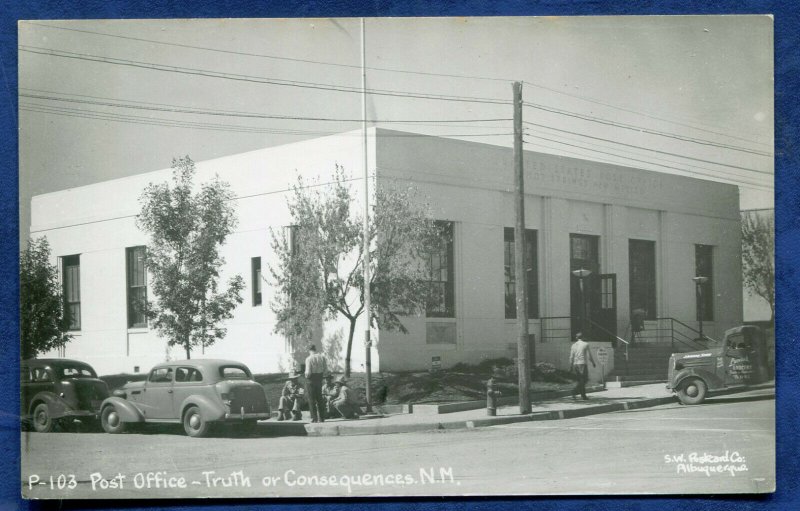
[32,403,55,433]
[183,406,211,438]
[677,377,708,405]
[101,405,128,434]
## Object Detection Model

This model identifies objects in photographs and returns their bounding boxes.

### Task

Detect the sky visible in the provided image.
[18,16,774,246]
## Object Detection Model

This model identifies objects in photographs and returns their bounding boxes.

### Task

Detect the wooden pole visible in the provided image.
[513,81,532,414]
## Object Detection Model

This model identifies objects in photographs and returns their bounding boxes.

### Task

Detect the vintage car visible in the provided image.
[666,325,770,405]
[21,358,111,432]
[100,359,271,437]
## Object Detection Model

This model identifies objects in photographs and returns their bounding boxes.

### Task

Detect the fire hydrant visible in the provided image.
[486,377,502,416]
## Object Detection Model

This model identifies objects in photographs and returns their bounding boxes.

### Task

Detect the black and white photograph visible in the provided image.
[18,15,775,499]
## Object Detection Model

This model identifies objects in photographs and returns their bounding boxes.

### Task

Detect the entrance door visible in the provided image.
[593,274,617,344]
[569,234,600,338]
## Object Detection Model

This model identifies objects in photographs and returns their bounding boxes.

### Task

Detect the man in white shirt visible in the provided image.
[304,344,328,422]
[569,332,596,400]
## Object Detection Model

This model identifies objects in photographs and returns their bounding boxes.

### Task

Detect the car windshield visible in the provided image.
[59,365,96,378]
[219,366,250,380]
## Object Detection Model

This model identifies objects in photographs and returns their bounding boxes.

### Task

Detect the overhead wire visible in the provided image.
[22,21,514,84]
[523,101,772,156]
[21,103,513,137]
[19,46,512,106]
[522,132,772,191]
[522,120,771,176]
[21,21,769,149]
[20,89,511,124]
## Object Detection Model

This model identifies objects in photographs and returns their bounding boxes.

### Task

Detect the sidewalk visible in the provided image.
[262,381,774,437]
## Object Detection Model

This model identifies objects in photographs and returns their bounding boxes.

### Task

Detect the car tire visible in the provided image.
[32,403,55,433]
[677,377,708,405]
[183,406,211,438]
[101,405,128,434]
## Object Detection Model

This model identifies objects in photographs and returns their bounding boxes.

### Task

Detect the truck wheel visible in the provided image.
[183,406,211,438]
[32,403,55,433]
[677,377,707,405]
[101,405,128,434]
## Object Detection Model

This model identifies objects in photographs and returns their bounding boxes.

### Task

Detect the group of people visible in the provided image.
[277,344,361,422]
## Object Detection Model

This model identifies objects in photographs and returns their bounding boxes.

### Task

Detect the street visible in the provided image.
[21,390,774,499]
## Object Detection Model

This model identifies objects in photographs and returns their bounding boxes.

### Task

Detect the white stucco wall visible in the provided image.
[31,130,377,375]
[29,128,742,376]
[373,129,742,372]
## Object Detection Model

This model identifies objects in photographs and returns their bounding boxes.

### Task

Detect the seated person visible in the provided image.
[321,374,339,417]
[331,377,360,420]
[277,373,304,421]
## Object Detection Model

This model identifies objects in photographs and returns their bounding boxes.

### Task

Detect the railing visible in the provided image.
[632,317,719,353]
[539,316,572,344]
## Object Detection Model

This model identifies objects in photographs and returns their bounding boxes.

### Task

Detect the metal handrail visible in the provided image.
[585,318,629,378]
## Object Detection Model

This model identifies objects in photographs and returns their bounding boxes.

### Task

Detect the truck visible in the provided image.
[666,325,770,405]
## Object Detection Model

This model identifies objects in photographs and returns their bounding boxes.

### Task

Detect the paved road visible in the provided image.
[20,389,774,499]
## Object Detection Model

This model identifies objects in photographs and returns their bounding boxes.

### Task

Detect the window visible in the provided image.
[628,239,656,319]
[62,255,81,330]
[695,244,714,321]
[126,246,147,328]
[220,366,251,380]
[148,367,173,383]
[426,221,455,318]
[504,228,539,319]
[251,257,262,306]
[175,367,203,382]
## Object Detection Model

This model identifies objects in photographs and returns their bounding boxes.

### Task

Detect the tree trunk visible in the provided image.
[344,318,357,378]
[185,342,191,360]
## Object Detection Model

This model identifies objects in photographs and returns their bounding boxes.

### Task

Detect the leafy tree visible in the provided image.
[20,237,72,359]
[137,156,245,359]
[269,166,439,376]
[741,211,774,323]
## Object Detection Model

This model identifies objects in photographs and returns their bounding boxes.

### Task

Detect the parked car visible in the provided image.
[100,359,271,437]
[21,358,110,432]
[666,325,770,405]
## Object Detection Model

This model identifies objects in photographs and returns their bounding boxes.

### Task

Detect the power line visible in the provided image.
[23,21,514,85]
[20,89,511,124]
[523,133,772,190]
[20,46,512,106]
[22,103,514,137]
[22,21,769,148]
[524,125,768,184]
[522,120,771,176]
[523,101,771,157]
[521,80,771,148]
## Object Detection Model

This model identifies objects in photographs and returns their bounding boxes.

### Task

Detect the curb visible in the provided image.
[299,386,775,437]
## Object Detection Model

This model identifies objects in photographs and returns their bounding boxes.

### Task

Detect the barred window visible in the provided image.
[504,228,539,319]
[426,221,455,318]
[62,254,81,331]
[126,246,147,328]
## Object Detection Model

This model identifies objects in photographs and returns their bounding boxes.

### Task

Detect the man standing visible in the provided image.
[569,332,596,400]
[304,344,328,423]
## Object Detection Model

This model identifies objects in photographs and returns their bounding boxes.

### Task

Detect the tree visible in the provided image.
[20,237,72,359]
[741,211,775,324]
[269,166,439,376]
[137,156,245,359]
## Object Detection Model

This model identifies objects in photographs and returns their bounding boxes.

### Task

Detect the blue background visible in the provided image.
[1,1,796,510]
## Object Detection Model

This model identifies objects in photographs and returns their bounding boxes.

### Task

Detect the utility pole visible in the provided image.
[361,17,373,413]
[513,81,532,414]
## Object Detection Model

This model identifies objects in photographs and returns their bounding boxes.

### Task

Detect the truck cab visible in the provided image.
[666,325,769,405]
